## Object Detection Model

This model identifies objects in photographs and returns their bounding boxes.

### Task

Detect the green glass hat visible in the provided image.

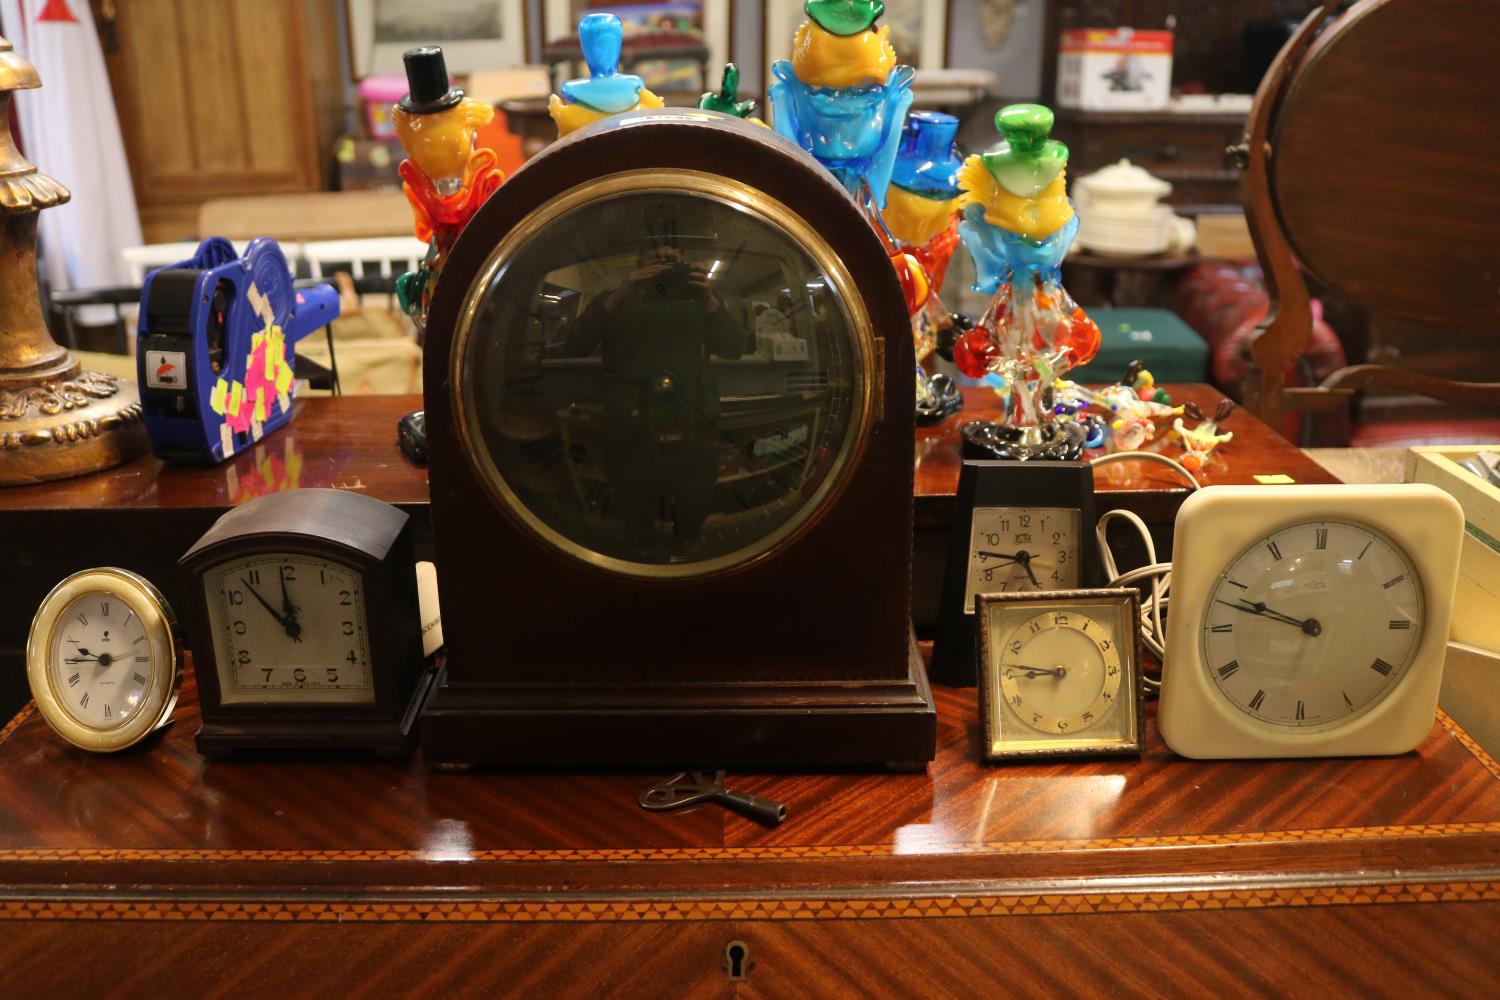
[994,104,1055,153]
[699,63,757,118]
[805,0,884,37]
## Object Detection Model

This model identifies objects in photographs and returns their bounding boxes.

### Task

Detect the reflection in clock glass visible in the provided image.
[461,187,862,571]
[1200,519,1424,729]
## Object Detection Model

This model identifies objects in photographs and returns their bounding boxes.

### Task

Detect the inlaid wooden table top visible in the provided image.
[2,662,1497,901]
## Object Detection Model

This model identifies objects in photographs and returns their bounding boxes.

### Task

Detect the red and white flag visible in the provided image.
[2,0,141,291]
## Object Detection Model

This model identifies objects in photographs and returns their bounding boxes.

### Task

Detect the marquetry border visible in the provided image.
[0,702,33,750]
[4,820,1500,865]
[3,880,1499,923]
[1438,707,1500,781]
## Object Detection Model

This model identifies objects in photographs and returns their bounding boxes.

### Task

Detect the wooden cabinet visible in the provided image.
[91,0,328,242]
[1,673,1498,995]
[1058,109,1245,216]
[1042,1,1319,215]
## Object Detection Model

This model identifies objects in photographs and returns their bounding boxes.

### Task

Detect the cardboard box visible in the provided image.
[1058,28,1173,112]
[1405,446,1500,653]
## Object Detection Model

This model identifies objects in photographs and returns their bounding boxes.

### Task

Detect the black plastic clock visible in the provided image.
[179,488,431,758]
[931,460,1100,685]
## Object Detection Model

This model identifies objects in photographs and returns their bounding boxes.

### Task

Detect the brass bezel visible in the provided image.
[975,588,1145,762]
[25,568,182,753]
[450,168,876,580]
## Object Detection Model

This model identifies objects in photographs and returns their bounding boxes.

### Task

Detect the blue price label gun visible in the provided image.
[136,237,340,464]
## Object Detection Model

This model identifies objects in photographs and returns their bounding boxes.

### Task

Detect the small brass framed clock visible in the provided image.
[26,568,182,752]
[975,589,1144,761]
[180,488,431,758]
[933,460,1100,685]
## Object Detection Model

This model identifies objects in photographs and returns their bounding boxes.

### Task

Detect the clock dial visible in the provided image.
[995,611,1122,735]
[46,590,154,731]
[965,506,1080,610]
[1199,519,1424,729]
[456,176,868,577]
[203,555,375,705]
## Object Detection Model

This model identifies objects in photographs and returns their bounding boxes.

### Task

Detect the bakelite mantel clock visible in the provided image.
[420,109,935,766]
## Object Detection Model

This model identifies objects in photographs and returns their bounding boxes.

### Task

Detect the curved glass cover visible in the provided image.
[459,181,867,575]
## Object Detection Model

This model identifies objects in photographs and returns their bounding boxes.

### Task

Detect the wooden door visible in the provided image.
[91,0,324,242]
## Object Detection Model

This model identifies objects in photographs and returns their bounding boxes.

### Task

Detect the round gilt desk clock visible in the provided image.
[420,108,935,766]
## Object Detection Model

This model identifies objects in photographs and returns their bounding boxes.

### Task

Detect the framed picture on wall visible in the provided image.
[763,0,949,75]
[346,0,529,78]
[542,1,734,95]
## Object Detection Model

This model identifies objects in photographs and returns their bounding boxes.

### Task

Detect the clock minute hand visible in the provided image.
[977,550,1019,563]
[242,577,303,643]
[1214,598,1322,637]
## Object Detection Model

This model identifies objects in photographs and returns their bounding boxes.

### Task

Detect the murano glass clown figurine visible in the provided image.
[954,104,1101,460]
[769,0,914,210]
[769,0,934,409]
[549,13,665,138]
[887,111,966,424]
[392,46,506,328]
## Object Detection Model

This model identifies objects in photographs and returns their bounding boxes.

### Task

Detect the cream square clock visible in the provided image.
[1159,484,1464,759]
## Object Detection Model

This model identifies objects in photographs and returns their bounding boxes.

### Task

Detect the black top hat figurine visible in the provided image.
[399,46,463,115]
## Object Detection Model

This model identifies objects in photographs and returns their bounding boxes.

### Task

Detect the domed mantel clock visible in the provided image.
[420,108,935,767]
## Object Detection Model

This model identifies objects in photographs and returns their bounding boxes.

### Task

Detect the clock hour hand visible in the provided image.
[1214,598,1322,636]
[1015,551,1041,588]
[1005,664,1067,679]
[279,565,299,620]
[242,577,303,642]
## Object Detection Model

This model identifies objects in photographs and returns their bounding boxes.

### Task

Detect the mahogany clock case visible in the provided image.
[932,460,1101,686]
[179,489,431,757]
[419,109,935,767]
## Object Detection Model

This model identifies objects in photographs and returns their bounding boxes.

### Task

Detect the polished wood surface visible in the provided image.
[0,395,428,513]
[0,385,1331,514]
[1243,0,1500,432]
[1,659,1498,996]
[915,384,1336,513]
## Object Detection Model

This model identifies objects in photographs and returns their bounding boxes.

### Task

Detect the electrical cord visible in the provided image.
[1088,451,1201,692]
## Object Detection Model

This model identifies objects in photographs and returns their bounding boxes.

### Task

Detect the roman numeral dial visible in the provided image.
[32,569,179,752]
[1200,519,1423,728]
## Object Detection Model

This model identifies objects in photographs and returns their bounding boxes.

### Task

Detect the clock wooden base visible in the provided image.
[419,629,936,768]
[195,668,436,760]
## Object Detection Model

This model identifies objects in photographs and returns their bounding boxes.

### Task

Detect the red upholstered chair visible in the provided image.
[1240,0,1500,445]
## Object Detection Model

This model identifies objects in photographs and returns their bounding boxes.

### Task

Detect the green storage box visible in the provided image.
[1068,307,1208,385]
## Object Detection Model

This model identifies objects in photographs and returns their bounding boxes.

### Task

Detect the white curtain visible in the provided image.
[1,0,142,291]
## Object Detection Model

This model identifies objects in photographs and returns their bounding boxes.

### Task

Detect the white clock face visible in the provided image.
[47,590,154,731]
[1199,519,1424,729]
[204,555,375,705]
[965,507,1080,612]
[996,611,1124,736]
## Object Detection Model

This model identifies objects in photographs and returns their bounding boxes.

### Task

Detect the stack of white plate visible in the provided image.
[1072,159,1175,257]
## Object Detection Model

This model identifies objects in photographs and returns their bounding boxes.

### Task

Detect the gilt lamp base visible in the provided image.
[0,367,147,486]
